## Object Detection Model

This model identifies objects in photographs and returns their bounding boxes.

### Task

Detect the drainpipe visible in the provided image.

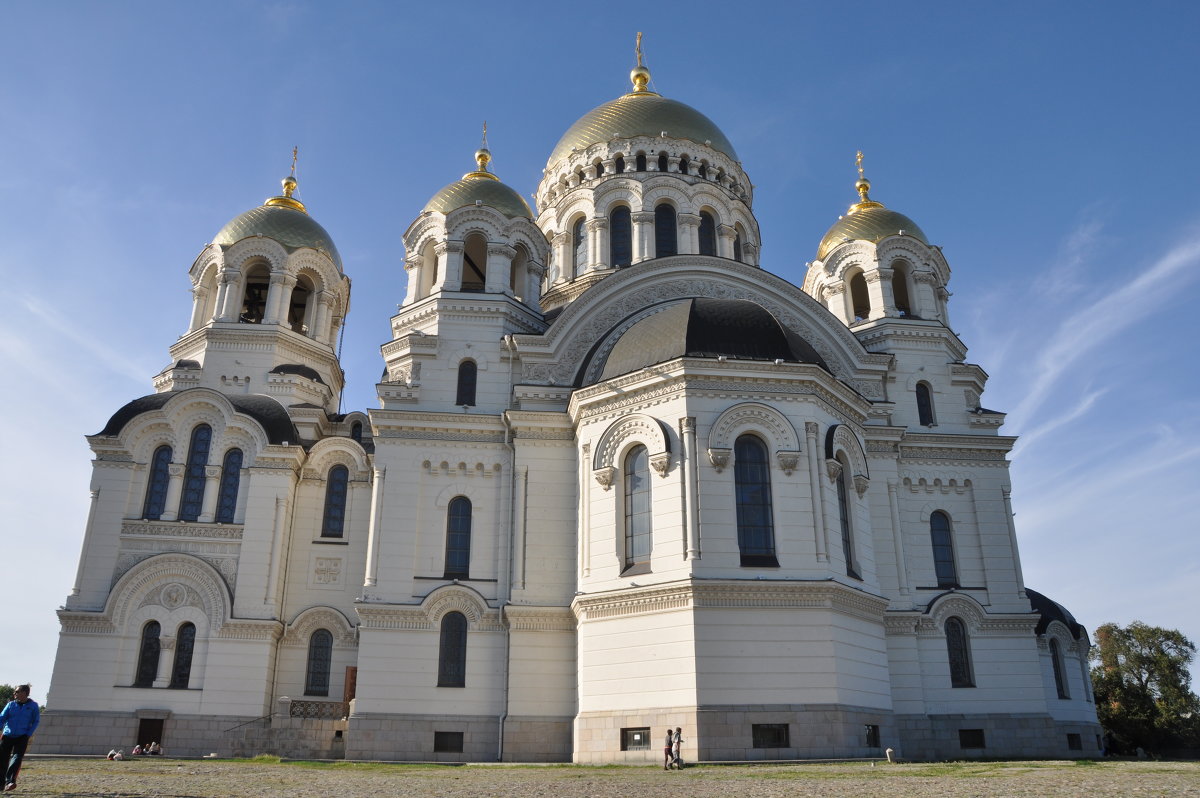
[497,334,519,760]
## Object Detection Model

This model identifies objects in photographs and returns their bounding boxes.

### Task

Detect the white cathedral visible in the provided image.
[42,52,1102,763]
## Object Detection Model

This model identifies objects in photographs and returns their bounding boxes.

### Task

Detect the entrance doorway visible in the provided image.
[136,718,164,749]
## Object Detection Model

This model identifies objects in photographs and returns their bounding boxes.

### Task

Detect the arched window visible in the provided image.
[698,162,708,179]
[169,622,196,689]
[635,152,647,172]
[614,154,625,174]
[678,155,689,175]
[654,203,677,258]
[438,612,468,687]
[456,360,477,407]
[836,457,859,579]
[930,511,957,588]
[462,233,487,292]
[945,617,975,687]
[178,424,212,522]
[1050,638,1070,699]
[916,382,936,426]
[134,620,161,687]
[239,263,270,323]
[657,152,668,173]
[305,629,333,696]
[321,465,349,538]
[734,228,744,263]
[698,211,717,256]
[444,497,472,579]
[892,265,912,316]
[142,445,173,520]
[610,206,633,268]
[572,217,587,276]
[215,448,242,524]
[594,159,605,177]
[350,421,363,443]
[288,274,315,334]
[623,445,652,572]
[734,435,776,566]
[849,271,871,321]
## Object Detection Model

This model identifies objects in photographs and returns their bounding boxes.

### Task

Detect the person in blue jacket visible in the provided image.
[0,685,40,792]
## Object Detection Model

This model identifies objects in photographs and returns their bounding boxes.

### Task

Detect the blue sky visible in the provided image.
[2,2,1198,703]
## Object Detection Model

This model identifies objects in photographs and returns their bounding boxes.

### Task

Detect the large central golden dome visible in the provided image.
[547,81,738,168]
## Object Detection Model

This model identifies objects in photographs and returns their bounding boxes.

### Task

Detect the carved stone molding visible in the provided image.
[649,452,672,478]
[777,451,801,476]
[707,448,731,472]
[825,458,843,482]
[853,474,870,497]
[593,466,615,491]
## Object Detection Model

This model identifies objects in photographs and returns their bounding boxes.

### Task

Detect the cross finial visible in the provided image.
[481,121,488,150]
[856,150,864,181]
[636,32,644,68]
[290,146,299,178]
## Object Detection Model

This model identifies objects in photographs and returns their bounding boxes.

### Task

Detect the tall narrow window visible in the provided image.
[350,421,363,442]
[456,360,477,407]
[134,620,161,687]
[930,511,957,588]
[610,206,633,267]
[572,217,587,276]
[654,203,677,258]
[657,152,668,173]
[892,267,912,316]
[305,629,333,696]
[444,496,472,579]
[169,622,195,689]
[239,264,270,323]
[734,229,744,263]
[215,448,242,524]
[946,617,975,687]
[623,445,652,571]
[916,382,936,426]
[849,272,871,320]
[142,445,173,520]
[594,159,605,177]
[178,424,212,522]
[614,154,625,174]
[462,233,487,291]
[635,152,647,172]
[735,435,776,566]
[438,612,468,687]
[836,459,858,579]
[698,211,717,256]
[1050,638,1070,699]
[678,155,689,175]
[321,465,349,538]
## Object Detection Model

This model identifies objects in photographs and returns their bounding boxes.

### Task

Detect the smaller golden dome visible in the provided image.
[423,147,532,219]
[815,153,927,261]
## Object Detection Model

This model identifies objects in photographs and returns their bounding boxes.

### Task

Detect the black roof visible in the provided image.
[1026,588,1085,639]
[97,391,299,446]
[597,298,830,382]
[269,363,325,384]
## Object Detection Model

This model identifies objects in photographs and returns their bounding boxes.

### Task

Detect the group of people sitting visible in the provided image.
[106,742,162,759]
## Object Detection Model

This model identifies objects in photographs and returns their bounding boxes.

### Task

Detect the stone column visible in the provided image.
[864,269,888,321]
[678,213,702,255]
[743,242,760,267]
[433,241,464,292]
[154,634,176,688]
[680,417,701,560]
[887,480,909,594]
[913,272,939,320]
[215,270,240,322]
[402,256,421,304]
[265,496,290,605]
[265,273,296,326]
[876,267,898,317]
[364,466,386,587]
[313,291,334,343]
[717,225,737,260]
[587,218,609,269]
[189,285,210,331]
[579,443,591,578]
[198,465,222,523]
[552,232,571,282]
[804,423,828,562]
[526,262,546,307]
[159,464,185,522]
[485,243,516,294]
[233,466,250,524]
[70,488,101,596]
[824,283,847,324]
[632,211,655,263]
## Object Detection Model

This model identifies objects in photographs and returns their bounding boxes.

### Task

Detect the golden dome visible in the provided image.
[546,65,738,168]
[422,148,533,219]
[213,175,342,271]
[815,154,928,261]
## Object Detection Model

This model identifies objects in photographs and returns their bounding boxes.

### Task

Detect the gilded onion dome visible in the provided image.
[815,153,928,262]
[546,61,738,168]
[213,173,343,271]
[423,147,533,219]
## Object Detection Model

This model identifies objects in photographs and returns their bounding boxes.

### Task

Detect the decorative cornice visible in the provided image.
[503,606,576,632]
[121,520,244,540]
[215,620,284,641]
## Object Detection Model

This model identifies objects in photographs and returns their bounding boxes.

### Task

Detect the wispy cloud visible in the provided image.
[19,294,151,384]
[1010,232,1200,429]
[1012,386,1106,456]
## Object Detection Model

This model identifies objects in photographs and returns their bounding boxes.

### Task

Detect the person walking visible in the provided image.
[662,728,673,770]
[671,727,683,769]
[0,685,40,791]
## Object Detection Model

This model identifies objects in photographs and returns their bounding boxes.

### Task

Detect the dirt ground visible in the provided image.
[14,756,1200,797]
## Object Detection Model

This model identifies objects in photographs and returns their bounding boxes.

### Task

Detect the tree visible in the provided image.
[0,685,13,704]
[1091,621,1200,755]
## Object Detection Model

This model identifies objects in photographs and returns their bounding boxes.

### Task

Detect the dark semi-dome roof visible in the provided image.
[97,391,299,446]
[213,179,343,271]
[1026,588,1085,640]
[598,298,829,381]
